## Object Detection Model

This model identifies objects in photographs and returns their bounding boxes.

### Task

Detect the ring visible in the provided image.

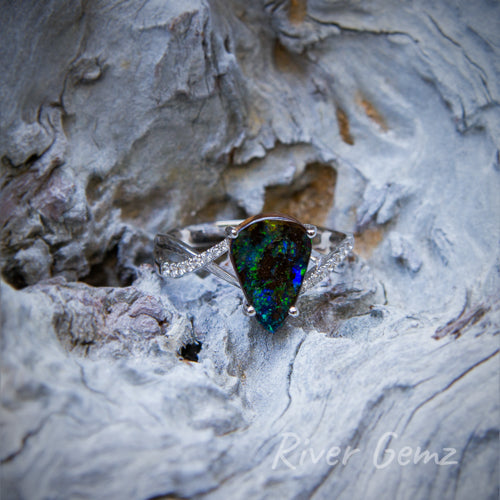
[154,213,354,332]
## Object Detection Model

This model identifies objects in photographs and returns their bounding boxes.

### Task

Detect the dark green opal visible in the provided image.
[230,215,312,332]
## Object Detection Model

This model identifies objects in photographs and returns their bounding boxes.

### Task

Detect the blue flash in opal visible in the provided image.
[229,214,312,332]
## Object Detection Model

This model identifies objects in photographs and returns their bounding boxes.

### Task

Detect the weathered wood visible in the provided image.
[1,0,499,499]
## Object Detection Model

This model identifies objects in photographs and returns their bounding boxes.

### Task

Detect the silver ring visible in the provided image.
[154,213,354,332]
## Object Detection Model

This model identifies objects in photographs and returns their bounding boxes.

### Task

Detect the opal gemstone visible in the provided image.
[230,214,312,332]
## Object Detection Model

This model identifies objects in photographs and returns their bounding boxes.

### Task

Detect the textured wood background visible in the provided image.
[1,1,499,499]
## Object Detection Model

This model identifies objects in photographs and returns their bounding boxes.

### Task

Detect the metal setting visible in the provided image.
[305,224,317,238]
[243,304,256,317]
[288,306,299,317]
[225,226,238,239]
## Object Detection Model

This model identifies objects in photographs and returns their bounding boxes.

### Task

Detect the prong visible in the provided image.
[225,225,238,239]
[288,305,299,317]
[243,303,256,317]
[305,224,317,238]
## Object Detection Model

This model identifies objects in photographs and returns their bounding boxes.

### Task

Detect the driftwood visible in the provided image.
[1,1,499,499]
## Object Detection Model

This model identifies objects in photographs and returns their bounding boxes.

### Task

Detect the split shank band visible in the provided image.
[154,214,354,296]
[154,213,354,331]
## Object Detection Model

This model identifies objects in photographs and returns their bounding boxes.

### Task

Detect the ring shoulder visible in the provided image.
[154,220,354,295]
[302,231,354,293]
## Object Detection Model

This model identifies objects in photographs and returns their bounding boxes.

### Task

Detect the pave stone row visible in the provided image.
[161,238,230,278]
[302,235,354,292]
[160,233,354,290]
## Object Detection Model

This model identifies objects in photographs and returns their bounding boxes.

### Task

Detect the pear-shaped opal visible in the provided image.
[229,214,312,332]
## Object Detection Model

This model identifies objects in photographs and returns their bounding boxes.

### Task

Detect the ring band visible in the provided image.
[154,213,354,332]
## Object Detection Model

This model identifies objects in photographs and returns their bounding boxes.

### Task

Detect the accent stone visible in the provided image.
[229,214,312,332]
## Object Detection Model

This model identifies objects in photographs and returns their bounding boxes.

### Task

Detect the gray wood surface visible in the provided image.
[1,1,499,499]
